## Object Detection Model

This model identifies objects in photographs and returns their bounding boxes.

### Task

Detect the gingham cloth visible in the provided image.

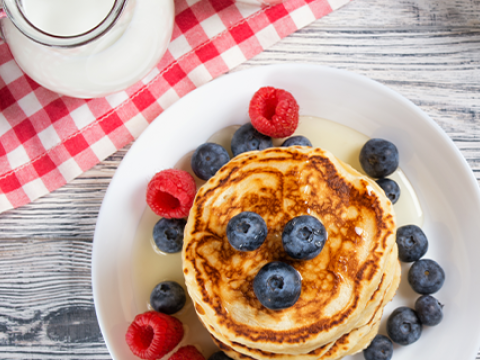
[0,0,349,213]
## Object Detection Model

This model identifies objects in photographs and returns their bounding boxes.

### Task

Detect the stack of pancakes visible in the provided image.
[183,146,400,360]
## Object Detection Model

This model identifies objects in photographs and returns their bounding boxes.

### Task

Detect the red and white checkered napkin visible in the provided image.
[0,0,350,213]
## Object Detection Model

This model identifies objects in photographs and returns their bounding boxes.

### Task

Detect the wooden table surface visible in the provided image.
[1,0,479,358]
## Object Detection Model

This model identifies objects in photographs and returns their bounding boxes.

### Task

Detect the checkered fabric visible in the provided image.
[0,0,350,213]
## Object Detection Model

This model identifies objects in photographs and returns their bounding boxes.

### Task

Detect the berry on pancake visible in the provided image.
[226,212,268,252]
[253,261,302,310]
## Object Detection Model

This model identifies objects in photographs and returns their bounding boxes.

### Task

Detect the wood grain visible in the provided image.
[1,0,479,358]
[0,238,111,358]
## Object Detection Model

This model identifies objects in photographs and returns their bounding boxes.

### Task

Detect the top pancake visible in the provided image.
[183,146,396,354]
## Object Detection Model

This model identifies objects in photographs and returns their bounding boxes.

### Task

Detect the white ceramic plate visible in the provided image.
[92,64,480,360]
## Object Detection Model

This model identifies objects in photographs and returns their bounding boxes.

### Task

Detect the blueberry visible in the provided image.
[396,225,428,262]
[281,135,312,147]
[231,123,272,157]
[191,143,230,181]
[415,295,444,326]
[375,178,401,204]
[386,306,422,345]
[363,334,393,360]
[253,261,302,310]
[150,281,186,315]
[282,215,327,260]
[208,351,233,360]
[408,259,445,295]
[359,138,399,178]
[153,218,186,253]
[227,212,268,251]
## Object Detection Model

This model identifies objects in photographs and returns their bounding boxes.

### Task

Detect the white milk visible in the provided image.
[20,0,115,37]
[1,0,174,98]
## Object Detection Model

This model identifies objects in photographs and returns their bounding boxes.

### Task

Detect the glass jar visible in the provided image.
[0,0,174,98]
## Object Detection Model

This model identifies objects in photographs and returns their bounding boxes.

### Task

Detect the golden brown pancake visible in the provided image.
[208,249,401,360]
[183,146,397,354]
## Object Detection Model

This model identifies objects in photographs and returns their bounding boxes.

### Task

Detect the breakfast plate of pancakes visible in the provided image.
[92,64,480,360]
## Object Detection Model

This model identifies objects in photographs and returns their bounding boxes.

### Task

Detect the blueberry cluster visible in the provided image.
[363,229,445,360]
[226,212,327,310]
[360,138,401,204]
[150,219,189,316]
[361,141,445,360]
[364,235,445,360]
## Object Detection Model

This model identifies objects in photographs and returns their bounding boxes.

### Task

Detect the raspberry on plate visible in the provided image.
[146,169,196,218]
[125,311,184,360]
[169,345,205,360]
[249,86,299,138]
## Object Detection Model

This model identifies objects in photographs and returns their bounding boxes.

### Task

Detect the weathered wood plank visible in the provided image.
[0,238,111,359]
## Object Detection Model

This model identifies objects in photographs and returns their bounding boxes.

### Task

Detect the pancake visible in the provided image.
[209,249,401,360]
[183,146,397,354]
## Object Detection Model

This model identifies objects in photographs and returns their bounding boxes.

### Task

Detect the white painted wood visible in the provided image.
[1,0,479,357]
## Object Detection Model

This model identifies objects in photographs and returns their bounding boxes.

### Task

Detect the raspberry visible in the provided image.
[249,86,299,138]
[169,345,205,360]
[125,311,184,360]
[146,169,196,218]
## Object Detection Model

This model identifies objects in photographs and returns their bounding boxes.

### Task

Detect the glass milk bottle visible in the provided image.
[0,0,174,98]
